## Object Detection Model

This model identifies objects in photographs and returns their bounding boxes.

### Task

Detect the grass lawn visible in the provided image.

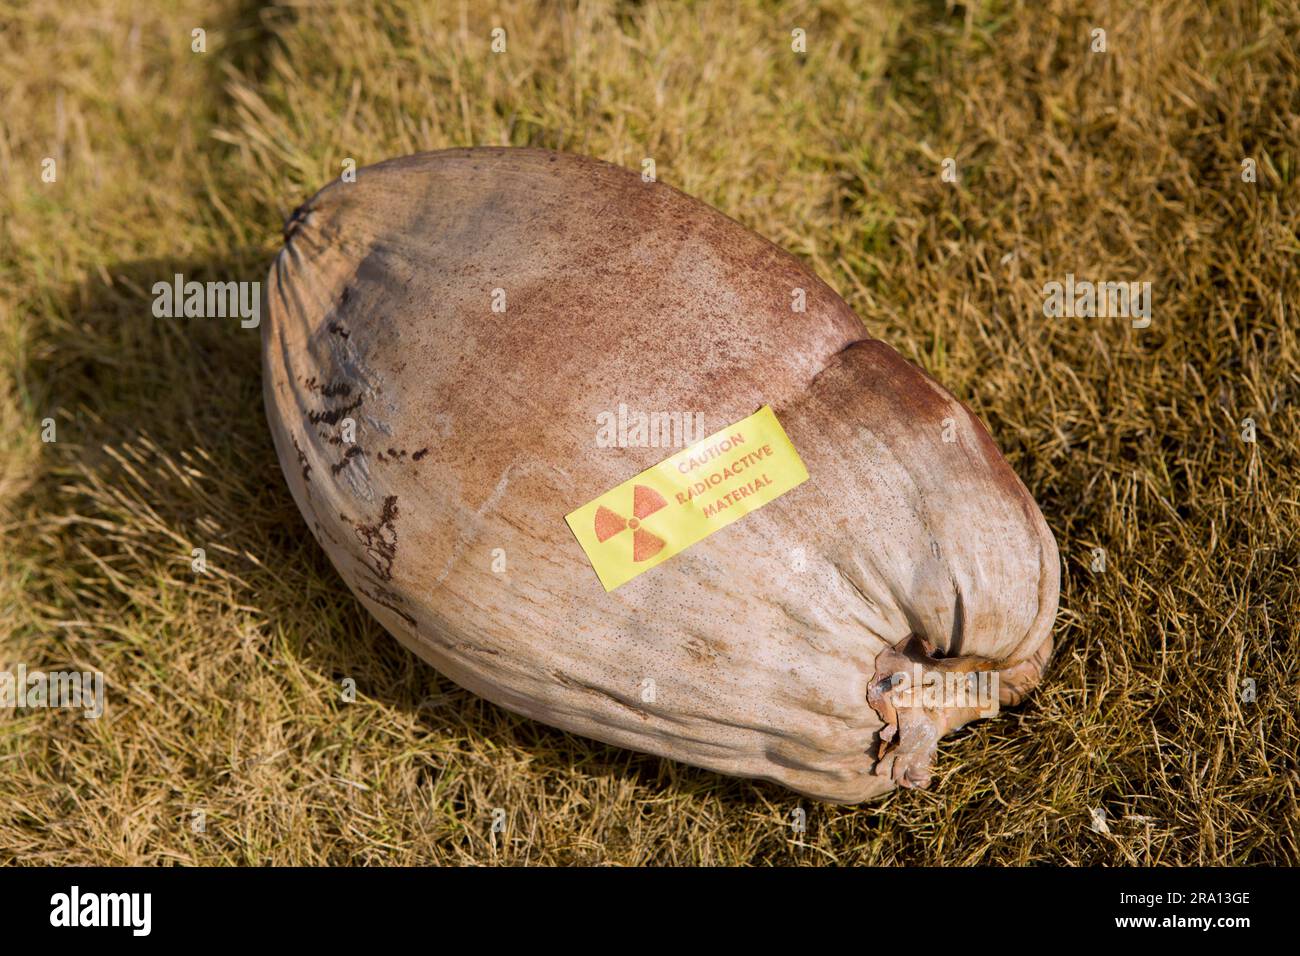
[1,0,1296,864]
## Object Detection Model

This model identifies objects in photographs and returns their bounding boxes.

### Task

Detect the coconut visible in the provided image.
[262,147,1059,802]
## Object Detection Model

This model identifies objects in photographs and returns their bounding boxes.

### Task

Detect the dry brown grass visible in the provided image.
[0,0,1296,864]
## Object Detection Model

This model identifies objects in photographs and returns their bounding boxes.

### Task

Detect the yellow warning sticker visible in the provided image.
[565,406,809,591]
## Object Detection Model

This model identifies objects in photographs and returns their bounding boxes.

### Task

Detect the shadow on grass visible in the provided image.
[24,252,790,810]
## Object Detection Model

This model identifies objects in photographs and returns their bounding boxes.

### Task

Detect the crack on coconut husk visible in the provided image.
[358,578,416,628]
[867,634,1004,789]
[351,494,399,582]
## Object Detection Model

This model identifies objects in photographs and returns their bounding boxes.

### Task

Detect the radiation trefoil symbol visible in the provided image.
[593,484,668,562]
